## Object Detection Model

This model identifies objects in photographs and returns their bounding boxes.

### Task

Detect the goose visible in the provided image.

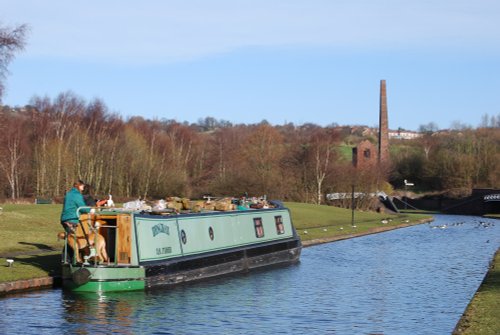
[107,194,115,207]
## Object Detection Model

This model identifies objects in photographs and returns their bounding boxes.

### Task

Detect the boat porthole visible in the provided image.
[209,227,214,240]
[181,230,187,244]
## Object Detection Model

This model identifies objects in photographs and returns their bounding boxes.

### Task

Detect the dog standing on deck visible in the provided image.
[58,230,109,263]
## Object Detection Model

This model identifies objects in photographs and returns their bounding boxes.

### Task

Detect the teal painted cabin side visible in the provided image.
[133,208,295,263]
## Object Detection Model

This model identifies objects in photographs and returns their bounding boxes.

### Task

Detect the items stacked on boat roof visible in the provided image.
[122,195,274,214]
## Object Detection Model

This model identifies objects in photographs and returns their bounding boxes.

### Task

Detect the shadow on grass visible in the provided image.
[18,241,58,252]
[16,253,62,278]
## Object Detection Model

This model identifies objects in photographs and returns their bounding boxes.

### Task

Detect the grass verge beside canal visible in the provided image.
[0,204,63,255]
[453,248,500,335]
[0,204,63,287]
[285,202,432,244]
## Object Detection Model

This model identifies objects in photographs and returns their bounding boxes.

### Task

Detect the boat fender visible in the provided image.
[72,268,91,286]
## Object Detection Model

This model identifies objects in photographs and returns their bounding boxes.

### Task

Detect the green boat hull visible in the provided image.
[66,279,145,292]
[62,264,145,292]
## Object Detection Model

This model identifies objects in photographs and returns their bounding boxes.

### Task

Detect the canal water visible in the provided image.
[0,215,498,334]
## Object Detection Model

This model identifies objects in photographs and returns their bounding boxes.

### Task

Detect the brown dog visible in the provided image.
[58,231,109,263]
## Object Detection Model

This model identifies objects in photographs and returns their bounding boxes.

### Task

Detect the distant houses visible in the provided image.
[331,125,423,141]
[388,129,422,140]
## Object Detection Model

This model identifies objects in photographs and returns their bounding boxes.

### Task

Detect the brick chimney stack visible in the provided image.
[378,79,389,164]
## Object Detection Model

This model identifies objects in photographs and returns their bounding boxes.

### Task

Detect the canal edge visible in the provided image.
[0,276,61,296]
[302,217,434,247]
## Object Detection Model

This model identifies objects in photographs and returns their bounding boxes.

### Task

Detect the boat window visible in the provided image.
[209,227,214,240]
[254,218,264,238]
[181,229,187,244]
[275,216,285,235]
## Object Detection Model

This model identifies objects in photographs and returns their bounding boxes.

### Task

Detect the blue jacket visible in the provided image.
[60,187,88,223]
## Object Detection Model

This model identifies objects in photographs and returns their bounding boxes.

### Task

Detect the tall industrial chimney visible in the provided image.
[378,79,389,164]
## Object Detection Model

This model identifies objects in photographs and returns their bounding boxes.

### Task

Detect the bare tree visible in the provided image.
[52,92,85,195]
[308,128,339,204]
[0,23,28,102]
[0,109,30,199]
[29,98,52,197]
[242,124,285,197]
[418,122,439,160]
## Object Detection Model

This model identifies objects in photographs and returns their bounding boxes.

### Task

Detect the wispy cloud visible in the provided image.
[2,0,499,64]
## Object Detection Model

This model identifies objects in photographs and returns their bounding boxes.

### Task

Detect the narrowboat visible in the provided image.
[60,199,302,292]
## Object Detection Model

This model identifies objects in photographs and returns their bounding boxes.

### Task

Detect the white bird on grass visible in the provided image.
[106,194,114,207]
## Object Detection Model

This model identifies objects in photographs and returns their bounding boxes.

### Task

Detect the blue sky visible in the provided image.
[2,0,499,130]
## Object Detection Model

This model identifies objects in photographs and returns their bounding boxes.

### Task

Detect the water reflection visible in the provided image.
[62,291,143,334]
[0,215,498,334]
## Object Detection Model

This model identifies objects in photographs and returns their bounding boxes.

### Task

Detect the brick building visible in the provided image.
[352,140,376,169]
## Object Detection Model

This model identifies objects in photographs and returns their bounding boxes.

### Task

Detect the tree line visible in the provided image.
[1,22,498,205]
[1,92,498,204]
[390,125,499,194]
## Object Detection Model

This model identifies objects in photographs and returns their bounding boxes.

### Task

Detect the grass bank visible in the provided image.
[0,204,62,255]
[453,248,500,335]
[0,204,63,285]
[285,202,432,244]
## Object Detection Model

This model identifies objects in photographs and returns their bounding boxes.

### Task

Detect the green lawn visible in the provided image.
[0,253,61,283]
[0,204,63,255]
[286,202,431,241]
[0,204,64,285]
